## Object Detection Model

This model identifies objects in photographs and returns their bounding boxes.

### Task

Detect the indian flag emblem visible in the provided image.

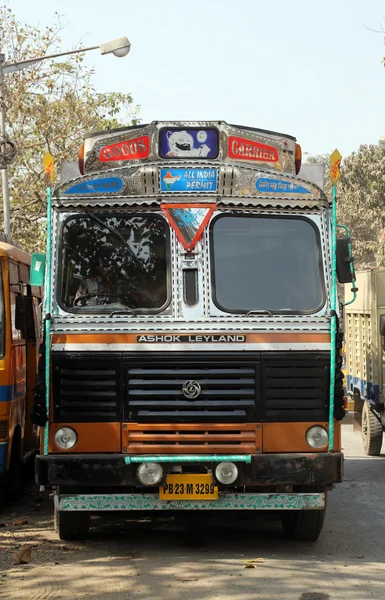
[163,171,181,190]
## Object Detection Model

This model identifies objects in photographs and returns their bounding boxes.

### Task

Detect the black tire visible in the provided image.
[0,482,6,509]
[281,489,327,541]
[281,508,326,541]
[54,506,90,540]
[6,435,23,501]
[362,402,383,456]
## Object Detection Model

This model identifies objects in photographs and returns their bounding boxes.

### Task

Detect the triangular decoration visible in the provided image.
[161,203,216,251]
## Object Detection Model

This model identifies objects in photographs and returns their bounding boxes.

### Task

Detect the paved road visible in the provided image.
[0,419,384,600]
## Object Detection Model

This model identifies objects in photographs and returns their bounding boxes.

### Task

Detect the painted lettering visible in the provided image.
[228,136,279,163]
[100,135,150,162]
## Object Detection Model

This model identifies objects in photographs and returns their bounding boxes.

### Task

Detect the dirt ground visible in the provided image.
[1,419,384,600]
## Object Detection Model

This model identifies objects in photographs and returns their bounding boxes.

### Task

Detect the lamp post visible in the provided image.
[0,36,131,240]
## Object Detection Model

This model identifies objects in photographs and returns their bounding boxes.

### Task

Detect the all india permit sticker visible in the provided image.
[160,168,218,192]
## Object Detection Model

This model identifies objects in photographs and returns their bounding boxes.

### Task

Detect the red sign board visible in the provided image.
[228,136,279,163]
[100,135,150,162]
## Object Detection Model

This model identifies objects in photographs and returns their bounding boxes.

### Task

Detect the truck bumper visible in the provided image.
[57,491,326,511]
[36,452,343,488]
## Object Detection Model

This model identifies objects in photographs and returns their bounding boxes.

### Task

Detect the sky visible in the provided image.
[6,0,385,157]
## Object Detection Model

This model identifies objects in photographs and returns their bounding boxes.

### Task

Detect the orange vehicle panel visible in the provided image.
[262,421,341,453]
[52,332,330,345]
[49,423,121,453]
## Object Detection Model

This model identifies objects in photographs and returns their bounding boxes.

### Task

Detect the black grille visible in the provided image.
[125,353,259,422]
[52,351,330,423]
[261,352,329,421]
[53,354,122,422]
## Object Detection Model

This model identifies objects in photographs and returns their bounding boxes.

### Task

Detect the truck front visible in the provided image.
[35,122,344,541]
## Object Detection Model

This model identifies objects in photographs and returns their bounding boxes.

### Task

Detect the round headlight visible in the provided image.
[215,462,238,485]
[54,426,78,450]
[137,463,163,486]
[306,426,328,449]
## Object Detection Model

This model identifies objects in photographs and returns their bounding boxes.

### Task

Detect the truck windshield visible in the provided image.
[60,214,169,312]
[211,215,325,314]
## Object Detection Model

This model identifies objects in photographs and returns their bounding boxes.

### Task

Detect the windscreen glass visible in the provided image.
[60,214,169,312]
[211,215,325,313]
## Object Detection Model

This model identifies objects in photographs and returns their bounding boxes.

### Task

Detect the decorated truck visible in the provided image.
[32,121,354,541]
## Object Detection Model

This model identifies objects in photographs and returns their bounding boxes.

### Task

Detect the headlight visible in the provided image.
[137,463,163,486]
[306,426,328,449]
[54,426,78,450]
[215,462,238,485]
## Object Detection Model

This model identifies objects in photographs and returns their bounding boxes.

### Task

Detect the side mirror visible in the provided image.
[15,295,36,341]
[380,316,385,351]
[380,316,385,337]
[30,253,46,287]
[15,294,25,332]
[336,238,355,283]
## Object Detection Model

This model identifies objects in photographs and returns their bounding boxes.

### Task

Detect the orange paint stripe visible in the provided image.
[52,332,330,344]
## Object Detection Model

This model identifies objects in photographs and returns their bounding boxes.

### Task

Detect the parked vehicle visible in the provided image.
[33,121,354,541]
[344,269,385,455]
[0,237,42,503]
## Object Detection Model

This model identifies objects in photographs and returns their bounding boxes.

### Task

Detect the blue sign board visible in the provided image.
[159,128,218,159]
[256,178,311,195]
[64,177,123,195]
[160,168,217,192]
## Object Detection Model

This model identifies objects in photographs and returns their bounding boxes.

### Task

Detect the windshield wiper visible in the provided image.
[245,309,273,317]
[109,308,137,317]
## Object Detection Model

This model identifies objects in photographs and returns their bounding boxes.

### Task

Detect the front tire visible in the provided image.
[362,402,383,456]
[281,507,326,541]
[54,506,90,540]
[281,489,327,541]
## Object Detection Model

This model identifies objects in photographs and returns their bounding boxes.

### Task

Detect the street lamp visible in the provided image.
[0,36,131,240]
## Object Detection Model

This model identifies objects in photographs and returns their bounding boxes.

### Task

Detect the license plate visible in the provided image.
[159,474,218,500]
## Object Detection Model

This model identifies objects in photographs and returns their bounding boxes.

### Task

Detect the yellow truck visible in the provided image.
[345,269,385,454]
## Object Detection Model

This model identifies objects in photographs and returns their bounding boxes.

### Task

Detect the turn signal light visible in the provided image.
[78,143,85,175]
[295,143,302,175]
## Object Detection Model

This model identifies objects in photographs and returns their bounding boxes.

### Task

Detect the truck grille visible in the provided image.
[125,353,259,422]
[123,423,259,454]
[261,352,329,421]
[52,351,330,424]
[53,354,122,422]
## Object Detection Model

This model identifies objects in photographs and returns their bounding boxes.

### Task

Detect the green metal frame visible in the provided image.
[125,455,252,464]
[44,185,52,456]
[329,184,337,452]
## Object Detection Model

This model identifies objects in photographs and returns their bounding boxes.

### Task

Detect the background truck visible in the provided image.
[344,269,385,455]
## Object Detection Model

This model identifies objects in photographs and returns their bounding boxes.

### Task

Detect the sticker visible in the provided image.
[159,128,218,158]
[160,168,217,192]
[228,136,279,162]
[64,177,123,195]
[99,135,150,162]
[161,203,216,251]
[256,178,311,194]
